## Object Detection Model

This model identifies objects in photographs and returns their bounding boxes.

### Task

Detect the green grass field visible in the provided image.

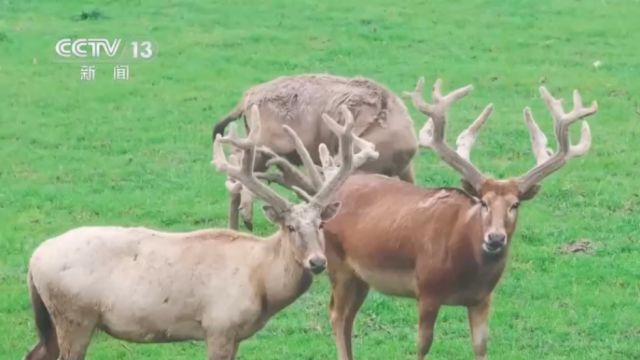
[1,0,639,359]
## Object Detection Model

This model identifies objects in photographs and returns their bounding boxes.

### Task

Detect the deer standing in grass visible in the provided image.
[320,78,597,359]
[212,74,417,230]
[24,106,378,360]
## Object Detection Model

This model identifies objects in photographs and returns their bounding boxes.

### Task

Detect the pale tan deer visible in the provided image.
[317,78,598,360]
[212,74,417,230]
[24,105,378,360]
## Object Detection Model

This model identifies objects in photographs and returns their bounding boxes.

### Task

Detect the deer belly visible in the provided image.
[352,264,417,297]
[99,306,206,342]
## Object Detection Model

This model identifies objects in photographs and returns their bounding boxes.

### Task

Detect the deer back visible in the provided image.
[239,74,416,170]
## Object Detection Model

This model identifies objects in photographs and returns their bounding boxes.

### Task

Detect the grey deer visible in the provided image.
[212,73,417,230]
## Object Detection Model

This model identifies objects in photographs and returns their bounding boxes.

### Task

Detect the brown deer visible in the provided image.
[318,78,598,360]
[212,74,417,230]
[24,105,378,360]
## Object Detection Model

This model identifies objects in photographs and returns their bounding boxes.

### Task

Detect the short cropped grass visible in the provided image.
[1,0,639,359]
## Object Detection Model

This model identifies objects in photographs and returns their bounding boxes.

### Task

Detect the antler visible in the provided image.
[256,146,317,194]
[524,106,592,166]
[523,107,553,165]
[405,77,488,191]
[222,126,258,195]
[351,133,379,169]
[456,104,494,161]
[312,105,378,206]
[212,105,291,213]
[517,87,597,192]
[316,130,378,180]
[252,125,329,195]
[318,143,335,173]
[224,149,244,194]
[259,105,378,205]
[282,126,324,189]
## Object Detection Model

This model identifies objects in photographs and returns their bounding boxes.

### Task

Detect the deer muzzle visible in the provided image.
[306,255,327,274]
[483,232,507,254]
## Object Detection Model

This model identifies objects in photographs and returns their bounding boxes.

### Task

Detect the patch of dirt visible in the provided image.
[560,239,596,254]
[72,9,107,21]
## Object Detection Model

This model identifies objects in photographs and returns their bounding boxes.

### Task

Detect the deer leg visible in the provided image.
[54,316,96,360]
[228,191,241,230]
[329,272,369,360]
[417,296,440,360]
[206,334,238,360]
[467,296,491,360]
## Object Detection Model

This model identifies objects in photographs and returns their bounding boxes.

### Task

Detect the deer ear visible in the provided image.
[321,201,342,221]
[461,179,480,198]
[519,184,541,201]
[262,205,285,224]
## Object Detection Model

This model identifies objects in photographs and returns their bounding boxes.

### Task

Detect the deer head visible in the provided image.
[406,78,597,255]
[213,105,378,273]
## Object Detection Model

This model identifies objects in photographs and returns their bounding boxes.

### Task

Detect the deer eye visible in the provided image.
[511,202,520,210]
[480,200,488,209]
[287,225,296,232]
[318,222,324,229]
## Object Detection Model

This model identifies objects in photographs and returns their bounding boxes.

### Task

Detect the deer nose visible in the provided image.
[484,233,507,253]
[308,256,327,274]
[488,233,506,245]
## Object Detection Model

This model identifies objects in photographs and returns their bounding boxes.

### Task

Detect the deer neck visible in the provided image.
[257,231,312,316]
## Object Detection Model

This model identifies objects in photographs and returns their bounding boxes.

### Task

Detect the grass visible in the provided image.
[1,0,639,358]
